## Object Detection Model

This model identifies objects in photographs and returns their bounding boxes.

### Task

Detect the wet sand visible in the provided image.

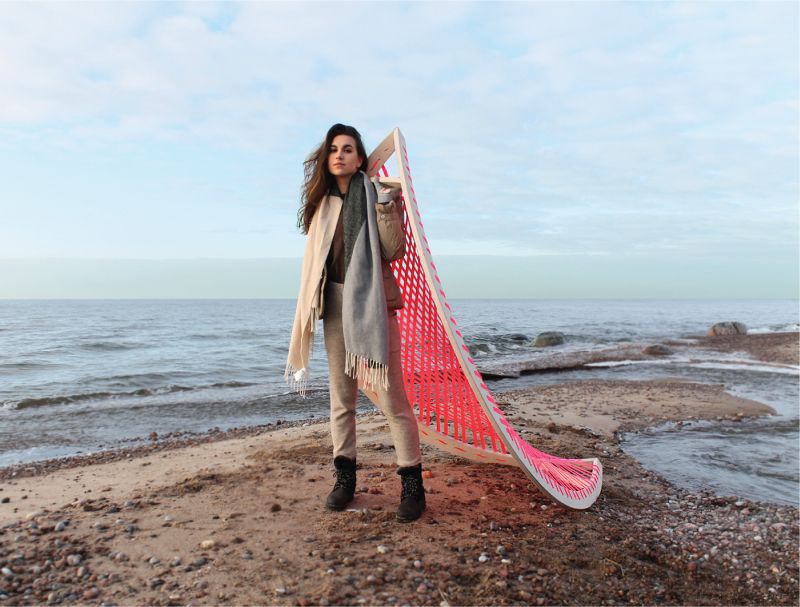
[0,334,798,606]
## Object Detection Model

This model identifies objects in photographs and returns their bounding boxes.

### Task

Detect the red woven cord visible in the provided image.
[379,160,600,499]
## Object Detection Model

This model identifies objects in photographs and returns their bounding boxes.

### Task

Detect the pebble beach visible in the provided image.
[1,333,797,606]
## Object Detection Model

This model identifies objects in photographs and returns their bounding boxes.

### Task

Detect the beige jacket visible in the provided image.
[286,181,405,393]
[315,190,405,316]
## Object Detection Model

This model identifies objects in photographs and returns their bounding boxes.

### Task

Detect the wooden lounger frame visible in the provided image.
[358,128,603,510]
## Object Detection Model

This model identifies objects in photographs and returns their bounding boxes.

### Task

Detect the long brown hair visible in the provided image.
[297,123,368,234]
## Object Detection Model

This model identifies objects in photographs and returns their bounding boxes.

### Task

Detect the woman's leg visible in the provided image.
[374,313,421,467]
[374,312,425,521]
[322,282,358,462]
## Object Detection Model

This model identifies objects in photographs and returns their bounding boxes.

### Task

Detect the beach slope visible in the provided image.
[1,335,798,606]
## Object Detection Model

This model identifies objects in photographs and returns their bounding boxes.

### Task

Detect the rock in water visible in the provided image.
[532,331,565,347]
[707,322,747,336]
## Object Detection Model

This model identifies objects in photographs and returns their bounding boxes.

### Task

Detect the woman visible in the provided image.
[286,123,426,522]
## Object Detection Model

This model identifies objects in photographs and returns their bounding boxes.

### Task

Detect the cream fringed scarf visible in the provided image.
[285,172,390,396]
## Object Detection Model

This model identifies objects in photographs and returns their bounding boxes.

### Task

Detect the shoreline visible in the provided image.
[3,332,796,483]
[0,377,778,493]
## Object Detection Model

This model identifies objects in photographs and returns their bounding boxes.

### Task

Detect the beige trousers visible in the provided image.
[322,281,421,468]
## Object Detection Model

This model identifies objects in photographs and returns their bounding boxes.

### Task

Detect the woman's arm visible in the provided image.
[375,184,406,261]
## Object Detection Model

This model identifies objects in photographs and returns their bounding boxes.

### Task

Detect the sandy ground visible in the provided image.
[1,335,798,606]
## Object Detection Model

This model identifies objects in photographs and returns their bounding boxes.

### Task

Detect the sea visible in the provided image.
[1,299,797,505]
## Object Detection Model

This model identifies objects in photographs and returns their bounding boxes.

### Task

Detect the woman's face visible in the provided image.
[327,134,362,182]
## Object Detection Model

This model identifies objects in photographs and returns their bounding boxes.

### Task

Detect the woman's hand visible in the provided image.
[372,177,402,205]
[378,186,401,205]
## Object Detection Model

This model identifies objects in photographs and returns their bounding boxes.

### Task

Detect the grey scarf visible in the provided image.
[340,171,390,390]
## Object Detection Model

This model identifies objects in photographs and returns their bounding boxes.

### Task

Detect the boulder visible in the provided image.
[532,331,565,347]
[506,333,529,342]
[468,343,491,355]
[707,322,748,336]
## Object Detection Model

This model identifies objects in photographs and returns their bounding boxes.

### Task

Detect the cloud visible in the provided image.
[0,0,796,266]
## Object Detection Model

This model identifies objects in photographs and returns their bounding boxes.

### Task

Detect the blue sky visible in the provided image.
[0,1,797,298]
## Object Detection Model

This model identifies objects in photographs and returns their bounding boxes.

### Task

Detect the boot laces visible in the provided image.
[333,468,356,491]
[400,474,424,500]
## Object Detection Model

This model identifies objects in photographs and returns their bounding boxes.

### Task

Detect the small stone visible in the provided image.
[478,554,489,563]
[149,556,160,565]
[55,521,69,532]
[150,577,165,589]
[200,540,216,550]
[170,556,182,567]
[496,545,507,556]
[413,560,423,569]
[421,470,434,479]
[83,588,100,599]
[270,503,282,512]
[66,554,82,566]
[377,545,389,554]
[1,567,13,577]
[416,583,427,594]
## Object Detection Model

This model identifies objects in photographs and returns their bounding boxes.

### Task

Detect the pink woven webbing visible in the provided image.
[380,155,601,503]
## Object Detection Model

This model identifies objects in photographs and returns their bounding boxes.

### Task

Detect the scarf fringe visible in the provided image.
[284,362,309,397]
[284,304,323,398]
[344,350,389,391]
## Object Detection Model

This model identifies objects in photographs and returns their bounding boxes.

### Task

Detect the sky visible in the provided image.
[0,0,797,298]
